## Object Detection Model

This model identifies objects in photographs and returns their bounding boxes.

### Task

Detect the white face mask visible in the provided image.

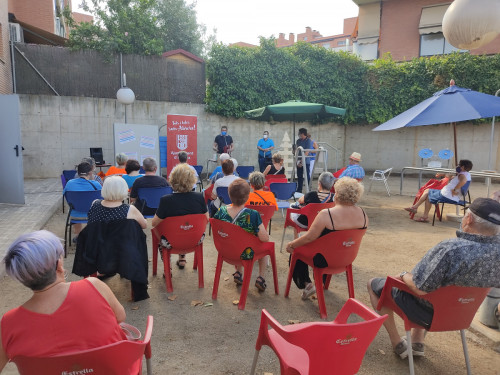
[263,134,268,139]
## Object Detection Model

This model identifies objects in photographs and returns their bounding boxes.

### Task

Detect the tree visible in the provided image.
[65,0,215,58]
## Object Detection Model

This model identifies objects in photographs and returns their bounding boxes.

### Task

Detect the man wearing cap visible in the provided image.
[368,198,500,359]
[338,152,365,180]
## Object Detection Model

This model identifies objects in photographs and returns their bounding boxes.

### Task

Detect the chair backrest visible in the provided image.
[245,204,275,229]
[193,165,203,175]
[269,182,297,201]
[210,219,265,262]
[13,315,153,375]
[137,186,173,209]
[62,169,77,181]
[216,186,232,205]
[383,167,393,177]
[236,166,255,179]
[418,285,490,332]
[294,229,366,271]
[265,174,287,181]
[152,214,207,250]
[264,176,287,190]
[61,174,67,189]
[258,299,386,374]
[296,202,336,226]
[65,190,102,213]
[460,180,471,196]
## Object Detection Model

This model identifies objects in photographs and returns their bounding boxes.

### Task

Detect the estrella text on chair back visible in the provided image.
[210,219,263,263]
[13,316,153,375]
[137,186,173,210]
[152,214,207,251]
[294,229,366,273]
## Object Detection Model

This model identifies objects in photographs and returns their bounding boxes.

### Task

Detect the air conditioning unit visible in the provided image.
[9,23,23,43]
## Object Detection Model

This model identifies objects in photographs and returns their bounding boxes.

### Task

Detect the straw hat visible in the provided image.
[349,152,362,162]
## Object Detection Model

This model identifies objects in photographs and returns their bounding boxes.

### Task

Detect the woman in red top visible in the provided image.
[0,230,127,371]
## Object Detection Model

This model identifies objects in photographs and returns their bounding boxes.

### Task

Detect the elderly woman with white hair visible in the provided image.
[105,153,128,176]
[88,175,147,228]
[0,230,128,370]
[285,177,368,299]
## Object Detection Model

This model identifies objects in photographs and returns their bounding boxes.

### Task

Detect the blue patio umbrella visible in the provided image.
[373,84,500,166]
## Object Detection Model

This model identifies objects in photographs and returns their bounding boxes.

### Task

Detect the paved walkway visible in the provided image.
[0,178,61,253]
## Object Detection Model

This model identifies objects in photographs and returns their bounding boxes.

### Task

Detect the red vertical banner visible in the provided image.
[166,114,198,177]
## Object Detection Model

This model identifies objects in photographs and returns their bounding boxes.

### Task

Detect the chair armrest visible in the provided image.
[376,276,415,311]
[334,298,384,324]
[255,309,288,350]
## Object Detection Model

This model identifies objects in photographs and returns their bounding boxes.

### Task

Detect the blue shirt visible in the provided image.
[209,166,222,179]
[339,164,365,179]
[257,138,275,157]
[122,174,144,189]
[296,138,314,165]
[63,177,102,194]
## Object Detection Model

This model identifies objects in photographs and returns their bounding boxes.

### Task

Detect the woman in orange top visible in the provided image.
[0,230,128,370]
[105,153,128,176]
[245,171,278,210]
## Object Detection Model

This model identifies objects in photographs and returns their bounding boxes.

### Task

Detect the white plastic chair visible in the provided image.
[368,168,392,196]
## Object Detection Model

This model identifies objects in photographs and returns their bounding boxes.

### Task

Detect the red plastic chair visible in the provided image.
[12,315,154,375]
[409,178,448,220]
[264,175,287,191]
[151,214,208,292]
[377,277,490,375]
[280,202,335,252]
[250,299,387,375]
[245,204,275,234]
[285,229,367,319]
[210,218,279,310]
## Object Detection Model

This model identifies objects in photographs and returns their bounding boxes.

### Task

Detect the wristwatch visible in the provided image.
[400,271,408,279]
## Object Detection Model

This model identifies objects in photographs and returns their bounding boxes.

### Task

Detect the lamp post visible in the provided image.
[116,53,135,123]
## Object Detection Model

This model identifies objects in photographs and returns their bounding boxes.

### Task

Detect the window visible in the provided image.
[322,43,330,49]
[303,37,308,41]
[338,40,346,46]
[420,32,465,56]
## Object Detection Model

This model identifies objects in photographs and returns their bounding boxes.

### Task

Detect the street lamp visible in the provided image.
[116,73,135,123]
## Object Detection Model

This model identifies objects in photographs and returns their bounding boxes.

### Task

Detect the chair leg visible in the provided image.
[406,330,415,375]
[193,252,198,270]
[284,256,297,298]
[250,349,260,375]
[238,261,254,310]
[268,219,272,235]
[368,178,373,192]
[384,179,391,196]
[146,357,152,375]
[460,329,472,375]
[152,235,158,276]
[432,205,438,226]
[163,250,174,293]
[440,202,445,222]
[196,246,204,289]
[313,268,328,319]
[280,226,287,253]
[212,255,223,300]
[324,275,332,289]
[269,251,279,295]
[346,265,355,298]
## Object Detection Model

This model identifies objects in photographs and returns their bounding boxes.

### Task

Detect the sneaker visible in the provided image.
[393,340,408,359]
[411,342,425,357]
[301,283,316,300]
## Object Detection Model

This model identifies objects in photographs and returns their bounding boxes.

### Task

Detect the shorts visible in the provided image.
[428,189,458,205]
[290,213,308,229]
[371,277,434,329]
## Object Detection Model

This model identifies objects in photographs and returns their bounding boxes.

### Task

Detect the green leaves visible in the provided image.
[206,42,500,125]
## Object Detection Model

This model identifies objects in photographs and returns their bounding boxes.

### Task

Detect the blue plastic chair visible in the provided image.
[194,165,204,191]
[431,181,471,226]
[64,190,102,257]
[216,186,232,205]
[269,182,297,213]
[137,186,173,218]
[236,166,255,179]
[63,169,77,181]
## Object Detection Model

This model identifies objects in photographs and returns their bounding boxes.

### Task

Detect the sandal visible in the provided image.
[255,276,267,292]
[415,217,429,223]
[176,256,186,270]
[232,271,243,285]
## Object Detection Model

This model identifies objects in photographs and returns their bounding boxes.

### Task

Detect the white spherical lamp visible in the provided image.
[116,86,135,105]
[443,0,500,50]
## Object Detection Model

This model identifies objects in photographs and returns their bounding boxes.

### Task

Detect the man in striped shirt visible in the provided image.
[338,152,365,180]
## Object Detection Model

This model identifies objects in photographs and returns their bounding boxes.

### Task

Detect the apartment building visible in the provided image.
[0,0,12,93]
[352,0,500,61]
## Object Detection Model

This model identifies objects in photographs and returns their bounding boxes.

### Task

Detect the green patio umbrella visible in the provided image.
[244,100,346,143]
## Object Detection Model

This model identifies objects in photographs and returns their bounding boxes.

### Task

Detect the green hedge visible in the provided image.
[206,39,500,124]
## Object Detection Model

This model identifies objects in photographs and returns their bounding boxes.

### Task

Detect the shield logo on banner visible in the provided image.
[177,134,188,150]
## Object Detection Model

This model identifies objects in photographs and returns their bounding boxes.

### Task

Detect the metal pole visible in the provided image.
[120,52,123,87]
[488,89,500,171]
[10,41,16,93]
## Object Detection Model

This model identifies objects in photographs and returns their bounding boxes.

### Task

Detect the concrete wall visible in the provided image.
[18,94,500,178]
